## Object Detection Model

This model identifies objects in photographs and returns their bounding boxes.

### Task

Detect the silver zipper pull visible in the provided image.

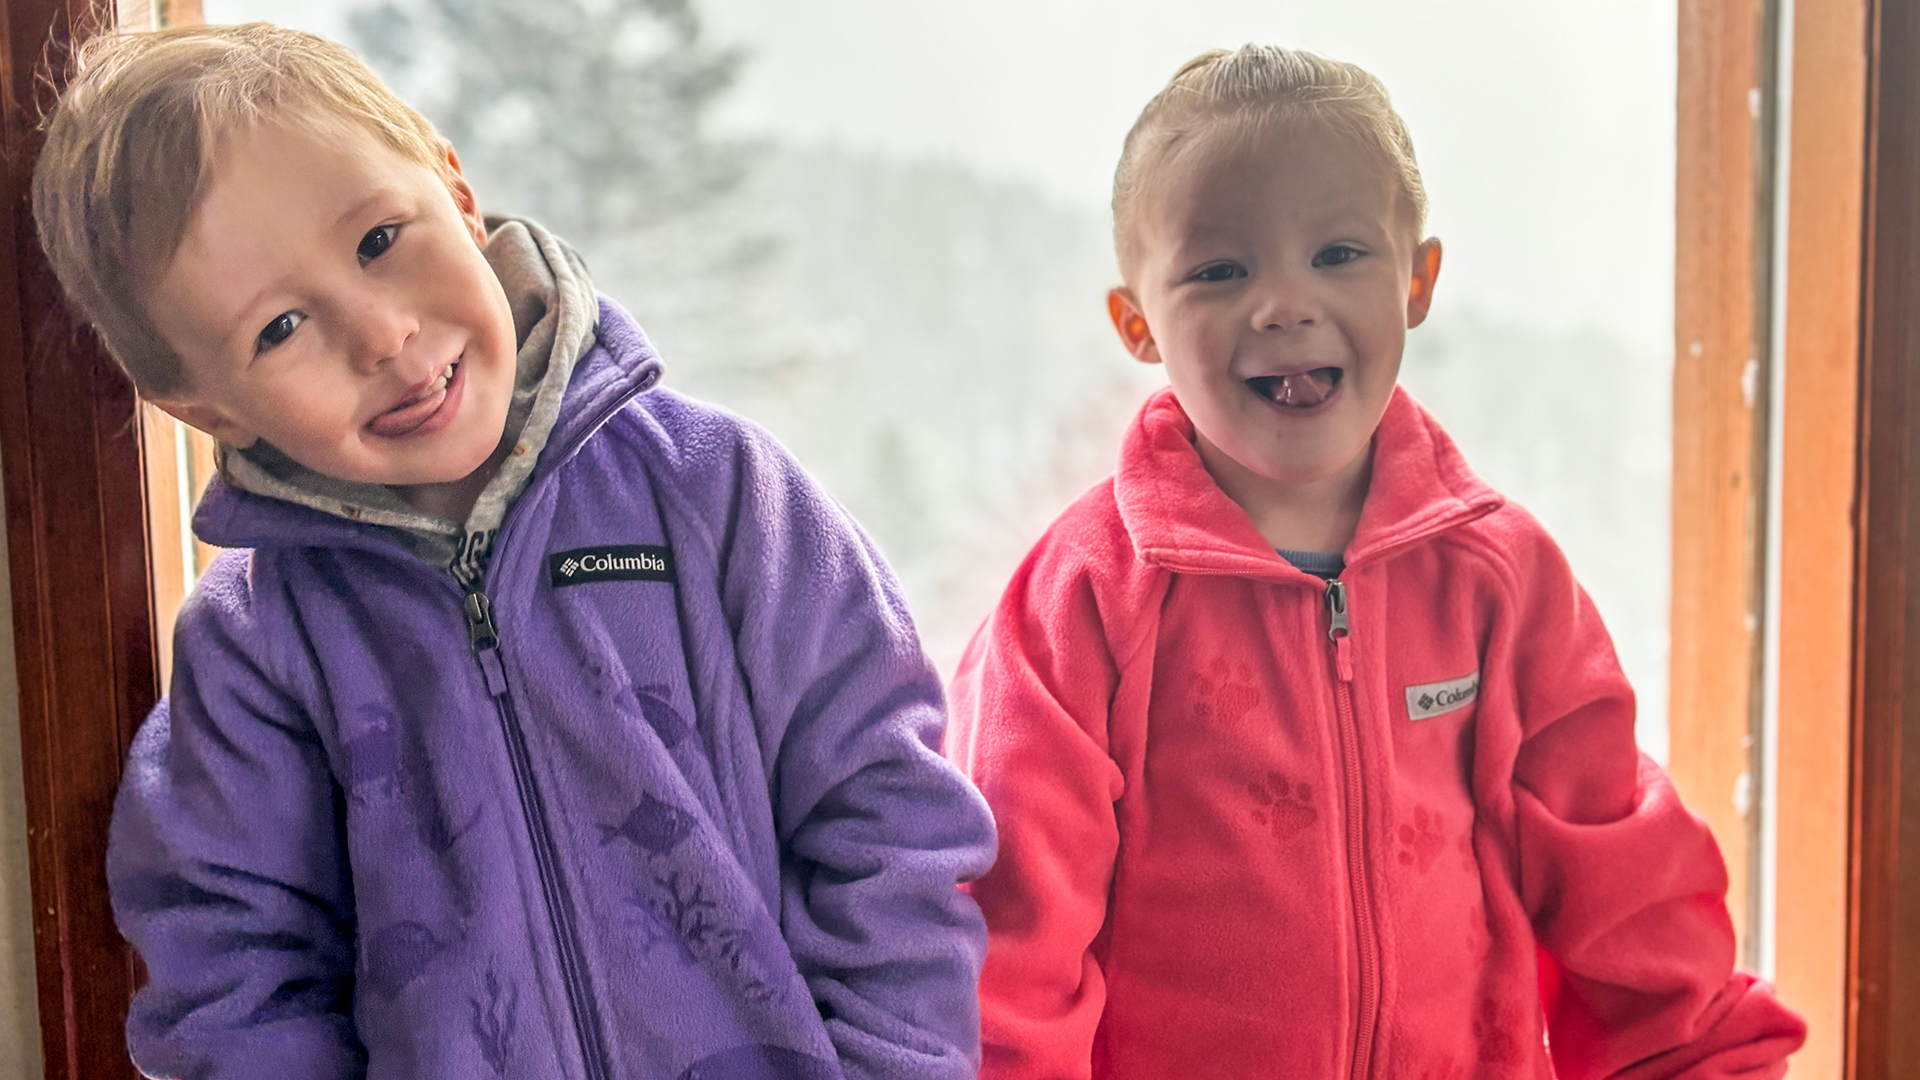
[1325,578,1354,682]
[1325,579,1349,641]
[463,591,500,652]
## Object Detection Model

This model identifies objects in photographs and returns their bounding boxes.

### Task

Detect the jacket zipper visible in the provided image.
[1325,578,1380,1079]
[464,590,614,1080]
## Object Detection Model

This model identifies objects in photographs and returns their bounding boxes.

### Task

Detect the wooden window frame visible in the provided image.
[0,0,1914,1077]
[1846,0,1920,1070]
[1670,0,1920,1077]
[1670,0,1865,1076]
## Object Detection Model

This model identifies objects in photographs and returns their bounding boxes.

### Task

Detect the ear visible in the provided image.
[1406,237,1443,329]
[149,397,260,449]
[442,142,488,247]
[1108,287,1162,364]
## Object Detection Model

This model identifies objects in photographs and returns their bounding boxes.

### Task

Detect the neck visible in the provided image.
[1194,434,1373,554]
[392,437,514,523]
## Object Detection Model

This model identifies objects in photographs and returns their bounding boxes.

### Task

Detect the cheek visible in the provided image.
[1158,308,1233,360]
[1344,291,1411,357]
[277,387,361,447]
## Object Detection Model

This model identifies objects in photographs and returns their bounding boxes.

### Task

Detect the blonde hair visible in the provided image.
[32,22,454,395]
[1113,45,1428,274]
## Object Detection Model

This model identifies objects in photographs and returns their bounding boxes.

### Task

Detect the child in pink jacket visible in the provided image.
[944,45,1807,1079]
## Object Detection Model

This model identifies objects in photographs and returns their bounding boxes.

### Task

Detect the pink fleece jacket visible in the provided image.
[945,387,1805,1080]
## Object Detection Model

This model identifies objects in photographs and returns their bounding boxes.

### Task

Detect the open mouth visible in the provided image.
[1248,367,1342,409]
[366,361,462,439]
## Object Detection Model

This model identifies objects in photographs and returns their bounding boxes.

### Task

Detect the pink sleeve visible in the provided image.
[945,550,1125,1080]
[1502,530,1806,1079]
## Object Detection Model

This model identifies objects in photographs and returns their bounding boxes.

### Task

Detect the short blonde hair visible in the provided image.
[1113,45,1428,274]
[32,22,454,395]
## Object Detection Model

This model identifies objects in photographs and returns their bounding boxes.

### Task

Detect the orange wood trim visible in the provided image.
[140,406,184,687]
[112,1,200,32]
[1671,0,1773,954]
[185,425,216,575]
[140,410,218,690]
[111,0,147,31]
[1773,1,1869,1076]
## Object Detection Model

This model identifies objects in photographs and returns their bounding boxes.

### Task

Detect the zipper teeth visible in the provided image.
[427,377,653,1079]
[1333,678,1379,1078]
[1326,579,1379,1080]
[475,603,614,1080]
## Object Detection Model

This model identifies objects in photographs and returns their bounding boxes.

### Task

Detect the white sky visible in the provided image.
[205,0,1677,352]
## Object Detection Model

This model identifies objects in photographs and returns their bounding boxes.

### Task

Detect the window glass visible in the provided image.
[194,0,1676,755]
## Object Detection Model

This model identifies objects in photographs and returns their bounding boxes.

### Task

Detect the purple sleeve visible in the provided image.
[109,558,363,1080]
[683,402,997,1080]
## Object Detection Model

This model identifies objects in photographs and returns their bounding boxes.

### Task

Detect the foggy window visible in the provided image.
[200,0,1677,757]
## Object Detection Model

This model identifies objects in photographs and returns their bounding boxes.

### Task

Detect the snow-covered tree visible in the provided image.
[349,0,748,242]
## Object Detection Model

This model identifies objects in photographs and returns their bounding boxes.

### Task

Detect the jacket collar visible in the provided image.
[192,295,662,555]
[1113,385,1504,583]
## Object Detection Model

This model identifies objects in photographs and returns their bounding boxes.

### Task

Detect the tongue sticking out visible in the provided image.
[1261,367,1341,408]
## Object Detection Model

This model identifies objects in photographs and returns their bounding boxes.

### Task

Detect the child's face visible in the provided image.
[145,119,517,493]
[1110,119,1441,493]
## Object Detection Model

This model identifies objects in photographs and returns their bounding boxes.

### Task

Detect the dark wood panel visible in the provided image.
[1851,0,1920,1075]
[0,2,153,1079]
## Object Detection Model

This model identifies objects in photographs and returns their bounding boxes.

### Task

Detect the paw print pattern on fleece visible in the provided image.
[1248,773,1318,841]
[1395,805,1449,874]
[1193,657,1264,727]
[1473,996,1526,1066]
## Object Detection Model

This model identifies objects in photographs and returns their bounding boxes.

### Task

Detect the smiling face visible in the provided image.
[146,118,517,501]
[1111,116,1441,544]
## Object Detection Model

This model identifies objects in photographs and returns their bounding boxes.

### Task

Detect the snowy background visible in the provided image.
[203,0,1678,757]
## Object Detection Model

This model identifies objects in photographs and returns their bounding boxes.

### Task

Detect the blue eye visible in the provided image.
[1193,262,1245,282]
[1314,244,1363,267]
[257,311,305,351]
[357,225,397,263]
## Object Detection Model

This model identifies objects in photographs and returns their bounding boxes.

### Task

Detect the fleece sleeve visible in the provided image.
[703,421,998,1080]
[1499,529,1806,1079]
[108,557,363,1080]
[944,544,1127,1080]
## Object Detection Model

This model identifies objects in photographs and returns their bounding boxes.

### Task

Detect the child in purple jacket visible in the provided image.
[31,23,994,1080]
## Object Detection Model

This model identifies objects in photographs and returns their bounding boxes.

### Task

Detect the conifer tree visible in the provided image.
[348,0,749,243]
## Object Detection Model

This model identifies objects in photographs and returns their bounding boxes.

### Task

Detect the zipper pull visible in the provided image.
[463,591,500,652]
[463,590,508,696]
[1325,578,1354,682]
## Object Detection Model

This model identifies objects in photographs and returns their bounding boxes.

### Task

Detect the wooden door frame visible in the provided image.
[1848,0,1920,1072]
[1,2,155,1078]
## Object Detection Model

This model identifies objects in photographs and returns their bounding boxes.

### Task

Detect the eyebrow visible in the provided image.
[334,187,401,231]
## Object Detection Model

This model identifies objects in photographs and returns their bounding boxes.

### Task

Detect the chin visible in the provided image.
[426,447,500,486]
[1249,447,1368,487]
[363,441,496,489]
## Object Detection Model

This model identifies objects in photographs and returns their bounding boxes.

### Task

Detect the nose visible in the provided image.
[1249,269,1319,332]
[345,293,420,375]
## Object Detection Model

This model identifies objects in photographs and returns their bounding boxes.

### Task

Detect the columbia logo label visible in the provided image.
[548,545,675,588]
[1405,670,1479,722]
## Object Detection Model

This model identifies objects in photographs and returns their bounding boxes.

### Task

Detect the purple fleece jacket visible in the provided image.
[109,297,996,1080]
